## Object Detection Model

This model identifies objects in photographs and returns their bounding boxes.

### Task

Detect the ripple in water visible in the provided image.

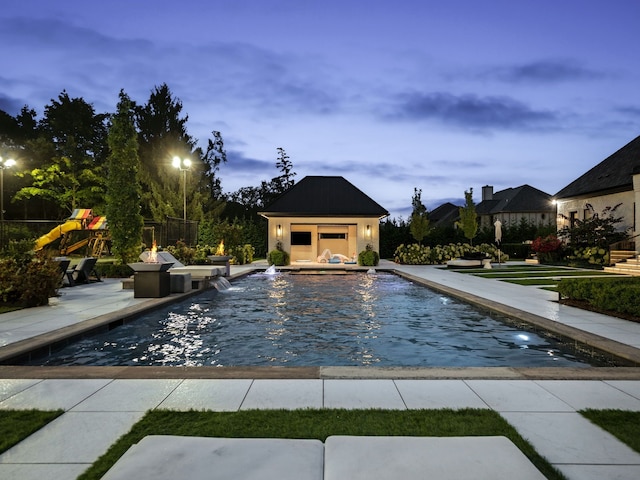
[31,273,594,367]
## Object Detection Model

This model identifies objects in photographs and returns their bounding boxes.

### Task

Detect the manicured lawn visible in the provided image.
[503,278,562,286]
[78,409,566,480]
[472,270,612,279]
[0,409,64,454]
[580,409,640,453]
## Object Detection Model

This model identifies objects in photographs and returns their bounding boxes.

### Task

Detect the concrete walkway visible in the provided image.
[1,261,639,479]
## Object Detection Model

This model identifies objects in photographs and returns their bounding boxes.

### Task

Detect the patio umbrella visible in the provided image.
[494,219,502,244]
[494,220,502,265]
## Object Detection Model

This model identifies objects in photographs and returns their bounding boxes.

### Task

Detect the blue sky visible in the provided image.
[1,0,639,218]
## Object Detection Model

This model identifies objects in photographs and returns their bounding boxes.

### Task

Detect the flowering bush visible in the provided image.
[394,243,508,265]
[531,235,563,253]
[530,235,563,264]
[567,246,609,266]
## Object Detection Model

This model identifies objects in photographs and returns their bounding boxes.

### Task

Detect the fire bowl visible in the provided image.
[207,255,231,262]
[128,262,174,272]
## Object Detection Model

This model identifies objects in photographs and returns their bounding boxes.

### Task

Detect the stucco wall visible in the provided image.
[267,217,380,261]
[555,190,635,234]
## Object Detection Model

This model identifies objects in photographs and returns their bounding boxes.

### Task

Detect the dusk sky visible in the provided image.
[1,0,639,218]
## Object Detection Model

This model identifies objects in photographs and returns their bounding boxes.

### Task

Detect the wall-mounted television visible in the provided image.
[291,231,312,245]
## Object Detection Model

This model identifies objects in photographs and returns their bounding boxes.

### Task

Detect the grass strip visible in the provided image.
[472,270,611,279]
[78,408,566,480]
[0,409,64,454]
[502,278,561,286]
[580,409,640,453]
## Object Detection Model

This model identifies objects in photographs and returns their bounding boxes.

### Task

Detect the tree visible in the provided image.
[272,147,296,193]
[14,91,109,216]
[409,188,430,245]
[106,91,144,263]
[457,188,478,245]
[135,84,224,223]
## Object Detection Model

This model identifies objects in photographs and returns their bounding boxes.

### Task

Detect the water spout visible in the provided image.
[265,265,278,275]
[212,277,231,290]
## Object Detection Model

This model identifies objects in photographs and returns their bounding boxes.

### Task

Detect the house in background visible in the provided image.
[259,176,389,262]
[554,135,640,249]
[428,202,460,229]
[475,184,555,230]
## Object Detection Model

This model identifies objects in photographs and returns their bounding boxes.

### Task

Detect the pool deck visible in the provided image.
[1,261,640,479]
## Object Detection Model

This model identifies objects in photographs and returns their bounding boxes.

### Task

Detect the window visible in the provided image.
[291,231,312,245]
[569,211,578,228]
[319,233,347,239]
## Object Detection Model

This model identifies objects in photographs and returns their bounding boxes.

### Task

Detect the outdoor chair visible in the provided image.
[53,257,74,287]
[67,257,101,285]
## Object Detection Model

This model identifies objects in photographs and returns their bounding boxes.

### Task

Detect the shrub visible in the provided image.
[393,242,508,265]
[0,251,61,307]
[227,244,255,265]
[358,244,380,266]
[557,277,640,317]
[95,262,134,278]
[566,246,609,267]
[267,242,289,266]
[531,235,564,264]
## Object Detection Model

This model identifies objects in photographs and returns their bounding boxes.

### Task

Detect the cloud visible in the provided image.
[0,16,344,119]
[487,59,604,84]
[0,92,23,113]
[386,91,558,131]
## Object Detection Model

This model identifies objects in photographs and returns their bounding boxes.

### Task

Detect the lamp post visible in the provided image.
[0,156,17,248]
[172,156,192,240]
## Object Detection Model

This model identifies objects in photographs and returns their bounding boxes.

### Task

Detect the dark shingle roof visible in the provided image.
[476,185,553,215]
[260,176,389,217]
[429,202,460,227]
[555,135,640,199]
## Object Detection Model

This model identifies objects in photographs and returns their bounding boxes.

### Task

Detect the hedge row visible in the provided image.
[394,243,509,265]
[557,277,640,317]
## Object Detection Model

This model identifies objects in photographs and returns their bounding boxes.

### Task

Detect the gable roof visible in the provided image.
[476,185,553,215]
[429,202,460,227]
[555,135,640,199]
[260,176,389,218]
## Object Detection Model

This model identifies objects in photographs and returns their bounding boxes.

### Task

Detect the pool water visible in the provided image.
[33,272,593,367]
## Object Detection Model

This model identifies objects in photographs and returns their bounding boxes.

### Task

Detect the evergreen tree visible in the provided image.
[273,147,296,193]
[135,83,223,222]
[457,188,478,245]
[409,188,430,245]
[106,91,144,263]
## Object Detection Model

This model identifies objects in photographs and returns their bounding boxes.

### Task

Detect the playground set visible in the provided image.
[35,209,110,257]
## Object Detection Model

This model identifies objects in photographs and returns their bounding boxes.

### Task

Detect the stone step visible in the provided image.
[603,266,640,276]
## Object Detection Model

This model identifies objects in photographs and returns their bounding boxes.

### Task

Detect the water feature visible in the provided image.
[28,272,598,367]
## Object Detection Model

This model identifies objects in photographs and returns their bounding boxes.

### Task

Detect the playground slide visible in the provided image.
[34,220,83,251]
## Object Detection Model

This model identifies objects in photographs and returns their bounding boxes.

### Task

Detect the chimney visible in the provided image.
[482,185,493,201]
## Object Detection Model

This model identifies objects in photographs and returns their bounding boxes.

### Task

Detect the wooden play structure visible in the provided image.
[35,208,111,257]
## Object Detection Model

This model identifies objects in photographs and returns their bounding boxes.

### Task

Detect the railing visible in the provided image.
[609,233,639,265]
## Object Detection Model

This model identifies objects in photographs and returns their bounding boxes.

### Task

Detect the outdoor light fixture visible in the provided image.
[172,156,192,223]
[366,224,371,238]
[0,156,17,248]
[277,224,282,239]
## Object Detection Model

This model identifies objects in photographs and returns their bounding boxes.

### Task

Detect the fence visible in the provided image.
[0,216,199,252]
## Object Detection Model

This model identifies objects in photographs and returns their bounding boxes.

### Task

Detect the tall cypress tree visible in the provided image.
[457,188,478,245]
[106,90,144,263]
[409,187,430,245]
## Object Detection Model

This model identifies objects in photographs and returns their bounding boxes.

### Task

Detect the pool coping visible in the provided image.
[1,266,639,379]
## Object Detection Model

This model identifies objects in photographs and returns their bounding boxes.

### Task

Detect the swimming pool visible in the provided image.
[27,272,597,368]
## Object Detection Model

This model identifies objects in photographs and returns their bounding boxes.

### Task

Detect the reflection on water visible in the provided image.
[31,273,596,368]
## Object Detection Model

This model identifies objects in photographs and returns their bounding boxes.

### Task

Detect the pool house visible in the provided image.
[259,176,389,263]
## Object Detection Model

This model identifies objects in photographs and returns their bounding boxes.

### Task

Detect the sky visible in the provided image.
[1,0,639,219]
